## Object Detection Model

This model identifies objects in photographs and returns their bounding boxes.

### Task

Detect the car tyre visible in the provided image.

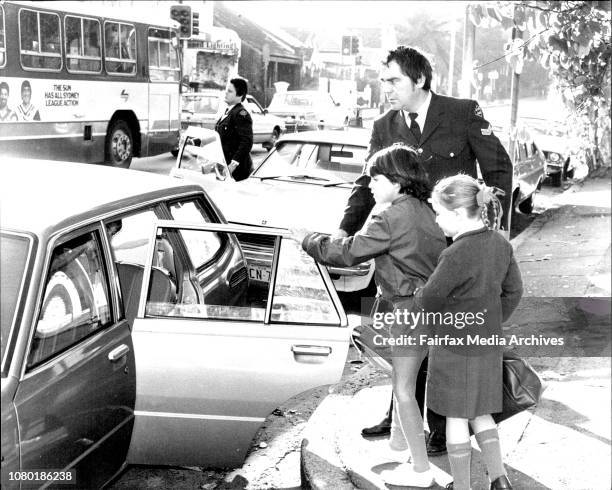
[551,170,563,187]
[518,189,538,214]
[105,120,133,168]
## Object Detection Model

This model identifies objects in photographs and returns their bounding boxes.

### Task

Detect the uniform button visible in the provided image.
[450,152,455,157]
[417,148,423,154]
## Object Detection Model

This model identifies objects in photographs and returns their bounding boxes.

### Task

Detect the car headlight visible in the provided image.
[547,152,561,162]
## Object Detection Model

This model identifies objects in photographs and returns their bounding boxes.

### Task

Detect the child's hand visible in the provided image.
[288,227,311,244]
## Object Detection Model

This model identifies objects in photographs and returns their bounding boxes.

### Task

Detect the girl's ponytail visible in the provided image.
[433,174,505,230]
[476,184,505,230]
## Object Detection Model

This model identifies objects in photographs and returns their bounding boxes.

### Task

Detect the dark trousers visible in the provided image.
[386,356,446,434]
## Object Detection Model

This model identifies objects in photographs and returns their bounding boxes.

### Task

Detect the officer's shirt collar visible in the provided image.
[402,90,431,131]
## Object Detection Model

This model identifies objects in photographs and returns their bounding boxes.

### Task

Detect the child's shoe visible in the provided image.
[377,444,411,463]
[380,463,435,487]
[490,475,512,489]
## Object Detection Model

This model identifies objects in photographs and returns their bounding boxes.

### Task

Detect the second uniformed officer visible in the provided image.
[215,78,253,181]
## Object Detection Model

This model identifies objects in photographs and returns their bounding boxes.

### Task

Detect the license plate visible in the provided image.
[248,265,271,282]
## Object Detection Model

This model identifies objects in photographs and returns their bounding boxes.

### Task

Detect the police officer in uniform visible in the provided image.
[336,46,513,455]
[215,78,253,181]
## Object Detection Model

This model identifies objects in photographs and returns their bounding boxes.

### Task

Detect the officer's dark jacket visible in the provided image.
[215,102,253,181]
[340,92,513,234]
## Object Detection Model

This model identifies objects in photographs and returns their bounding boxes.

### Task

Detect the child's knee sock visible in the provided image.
[475,428,506,482]
[447,441,472,490]
[394,397,429,472]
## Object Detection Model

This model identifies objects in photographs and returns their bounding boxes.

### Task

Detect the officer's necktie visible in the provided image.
[408,112,421,142]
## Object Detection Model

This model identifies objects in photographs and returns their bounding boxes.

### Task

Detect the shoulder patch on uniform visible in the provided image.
[239,109,248,116]
[481,124,492,136]
[474,103,483,118]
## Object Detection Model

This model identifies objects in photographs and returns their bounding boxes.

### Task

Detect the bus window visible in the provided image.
[65,16,102,73]
[148,28,179,82]
[19,9,62,71]
[104,21,136,75]
[0,6,5,68]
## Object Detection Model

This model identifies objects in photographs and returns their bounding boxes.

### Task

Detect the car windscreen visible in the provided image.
[182,95,220,115]
[253,141,367,183]
[1,232,33,368]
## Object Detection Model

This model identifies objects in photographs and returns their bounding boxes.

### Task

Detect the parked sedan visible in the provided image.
[0,160,349,488]
[494,124,547,214]
[521,117,575,187]
[176,91,284,153]
[171,127,375,293]
[266,90,353,132]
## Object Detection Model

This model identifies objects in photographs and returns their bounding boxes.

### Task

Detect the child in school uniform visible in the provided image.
[292,144,447,487]
[416,174,523,490]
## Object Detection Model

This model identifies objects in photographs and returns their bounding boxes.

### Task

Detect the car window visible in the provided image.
[167,200,222,269]
[1,232,33,367]
[254,142,365,183]
[107,209,157,266]
[182,95,220,115]
[28,230,112,369]
[271,239,340,325]
[143,227,340,326]
[253,142,318,177]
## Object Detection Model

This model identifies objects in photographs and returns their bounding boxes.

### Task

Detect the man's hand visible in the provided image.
[331,229,348,240]
[228,160,240,175]
[288,227,311,244]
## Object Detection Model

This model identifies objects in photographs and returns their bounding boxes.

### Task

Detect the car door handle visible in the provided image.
[108,344,130,362]
[291,345,332,357]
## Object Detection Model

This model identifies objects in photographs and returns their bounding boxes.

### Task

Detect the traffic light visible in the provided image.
[192,11,199,36]
[351,36,360,55]
[170,4,191,38]
[341,35,351,55]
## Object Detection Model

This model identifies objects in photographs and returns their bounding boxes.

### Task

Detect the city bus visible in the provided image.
[0,1,181,167]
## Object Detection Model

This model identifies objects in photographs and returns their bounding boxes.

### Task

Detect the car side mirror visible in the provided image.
[263,109,268,114]
[334,102,340,107]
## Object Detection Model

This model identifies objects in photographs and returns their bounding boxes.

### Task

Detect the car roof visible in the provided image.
[276,90,325,95]
[276,129,369,147]
[182,90,223,97]
[1,159,203,235]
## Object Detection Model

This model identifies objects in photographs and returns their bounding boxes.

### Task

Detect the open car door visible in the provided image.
[172,126,231,183]
[127,220,350,467]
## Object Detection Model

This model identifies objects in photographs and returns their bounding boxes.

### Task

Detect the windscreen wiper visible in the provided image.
[289,174,330,181]
[258,174,330,182]
[323,180,355,187]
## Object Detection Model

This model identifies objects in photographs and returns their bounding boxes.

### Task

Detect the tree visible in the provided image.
[469,1,611,172]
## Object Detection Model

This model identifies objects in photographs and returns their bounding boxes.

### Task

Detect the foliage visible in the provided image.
[469,1,611,170]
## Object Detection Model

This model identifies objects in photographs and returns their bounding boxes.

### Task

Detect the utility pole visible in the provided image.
[448,21,457,96]
[461,5,475,98]
[505,8,523,239]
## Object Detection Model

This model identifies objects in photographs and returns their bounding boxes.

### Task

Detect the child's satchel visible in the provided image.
[493,351,544,423]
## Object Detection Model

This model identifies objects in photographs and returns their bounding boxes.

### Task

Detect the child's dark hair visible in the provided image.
[432,174,505,230]
[368,144,431,202]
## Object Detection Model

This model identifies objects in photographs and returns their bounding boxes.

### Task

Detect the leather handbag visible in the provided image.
[493,351,544,423]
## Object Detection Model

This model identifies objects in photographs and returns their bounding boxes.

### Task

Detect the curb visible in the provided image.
[300,393,357,489]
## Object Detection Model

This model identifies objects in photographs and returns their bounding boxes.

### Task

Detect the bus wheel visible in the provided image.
[106,120,133,168]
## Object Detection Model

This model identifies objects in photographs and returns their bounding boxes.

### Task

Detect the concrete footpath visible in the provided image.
[301,176,611,490]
